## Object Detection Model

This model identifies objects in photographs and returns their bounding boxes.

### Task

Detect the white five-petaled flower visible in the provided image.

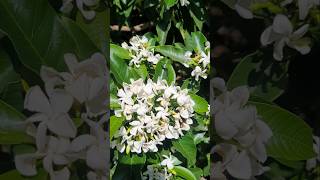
[161,154,181,170]
[191,66,208,81]
[60,0,99,20]
[122,35,163,67]
[261,14,311,61]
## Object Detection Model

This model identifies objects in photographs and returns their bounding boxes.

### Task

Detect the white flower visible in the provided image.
[63,53,108,116]
[123,35,163,67]
[199,50,210,68]
[298,0,320,20]
[24,86,76,141]
[261,14,311,61]
[191,66,208,81]
[142,165,173,180]
[161,154,181,170]
[113,79,194,153]
[180,0,190,6]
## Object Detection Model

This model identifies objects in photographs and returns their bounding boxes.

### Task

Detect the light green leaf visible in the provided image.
[173,166,197,180]
[172,133,197,167]
[251,102,315,160]
[191,31,207,53]
[190,94,208,113]
[110,94,121,109]
[134,64,148,80]
[155,45,189,65]
[110,115,125,139]
[164,0,178,8]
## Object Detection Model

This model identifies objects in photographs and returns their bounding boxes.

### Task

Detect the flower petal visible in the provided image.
[273,39,286,61]
[215,112,238,139]
[235,4,253,19]
[71,134,96,152]
[272,14,293,35]
[47,113,77,138]
[24,86,51,114]
[15,154,39,176]
[226,150,251,179]
[50,90,74,113]
[36,121,48,152]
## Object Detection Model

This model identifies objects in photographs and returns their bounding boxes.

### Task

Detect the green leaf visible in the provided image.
[191,31,207,53]
[173,166,197,180]
[134,64,148,80]
[155,45,189,65]
[172,133,197,167]
[190,94,208,113]
[227,52,287,101]
[76,9,109,54]
[154,59,176,85]
[0,0,98,73]
[110,94,121,109]
[0,49,23,110]
[113,154,146,180]
[251,102,315,160]
[0,100,33,144]
[110,44,139,84]
[189,167,203,179]
[156,19,171,45]
[164,0,178,8]
[110,115,125,139]
[0,169,47,180]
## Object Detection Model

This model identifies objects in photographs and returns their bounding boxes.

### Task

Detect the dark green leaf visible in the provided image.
[227,52,287,101]
[154,59,176,85]
[0,0,98,73]
[251,102,315,160]
[172,133,197,167]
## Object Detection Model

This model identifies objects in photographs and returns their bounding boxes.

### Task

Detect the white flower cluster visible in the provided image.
[187,41,210,81]
[60,0,99,20]
[142,154,181,180]
[15,53,108,180]
[306,136,320,170]
[211,78,273,180]
[121,35,163,67]
[112,79,194,153]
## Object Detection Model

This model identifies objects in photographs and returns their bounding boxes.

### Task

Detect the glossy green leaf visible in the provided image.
[76,9,109,53]
[227,52,287,101]
[251,102,315,160]
[0,100,32,144]
[164,0,178,8]
[155,45,189,65]
[191,31,207,53]
[172,133,197,167]
[110,115,125,139]
[0,49,23,110]
[190,94,208,113]
[110,44,139,84]
[156,20,171,45]
[173,166,197,180]
[110,94,121,109]
[154,59,176,85]
[134,64,148,80]
[113,154,146,180]
[0,0,98,73]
